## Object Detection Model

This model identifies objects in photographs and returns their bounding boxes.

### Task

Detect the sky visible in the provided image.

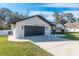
[0,3,79,21]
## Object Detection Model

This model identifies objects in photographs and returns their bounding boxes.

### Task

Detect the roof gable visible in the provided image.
[10,15,54,26]
[52,22,66,27]
[56,22,65,28]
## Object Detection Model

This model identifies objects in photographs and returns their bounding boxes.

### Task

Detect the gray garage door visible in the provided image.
[24,26,45,36]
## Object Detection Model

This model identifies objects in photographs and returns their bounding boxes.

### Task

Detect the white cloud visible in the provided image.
[43,3,79,8]
[28,10,79,22]
[29,11,55,22]
[29,11,53,16]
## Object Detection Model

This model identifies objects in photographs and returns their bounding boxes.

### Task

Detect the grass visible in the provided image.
[0,35,52,56]
[61,32,79,40]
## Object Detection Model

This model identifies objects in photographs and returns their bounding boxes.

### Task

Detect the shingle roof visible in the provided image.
[52,22,66,27]
[56,22,66,27]
[9,15,55,26]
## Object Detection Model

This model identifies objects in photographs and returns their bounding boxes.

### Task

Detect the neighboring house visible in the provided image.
[65,22,79,32]
[9,15,54,39]
[52,22,66,32]
[0,17,6,30]
[55,22,66,32]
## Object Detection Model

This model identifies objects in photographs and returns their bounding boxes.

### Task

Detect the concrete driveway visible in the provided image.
[25,34,68,42]
[36,41,79,56]
[25,34,79,56]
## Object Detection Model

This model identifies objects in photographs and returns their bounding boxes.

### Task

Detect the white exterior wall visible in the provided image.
[66,28,79,32]
[12,17,51,39]
[11,24,16,39]
[55,23,65,32]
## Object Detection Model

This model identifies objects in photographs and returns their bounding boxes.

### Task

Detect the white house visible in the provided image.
[55,22,66,32]
[65,22,79,32]
[9,15,54,39]
[52,22,66,32]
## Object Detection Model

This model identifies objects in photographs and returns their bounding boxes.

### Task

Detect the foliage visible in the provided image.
[77,18,79,22]
[61,32,79,40]
[64,13,76,23]
[0,27,4,30]
[0,7,28,23]
[53,12,77,24]
[53,12,67,24]
[0,7,27,30]
[53,12,60,22]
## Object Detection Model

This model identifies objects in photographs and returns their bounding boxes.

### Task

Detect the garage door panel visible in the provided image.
[24,26,45,36]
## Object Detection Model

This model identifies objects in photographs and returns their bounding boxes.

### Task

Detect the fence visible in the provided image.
[0,30,11,35]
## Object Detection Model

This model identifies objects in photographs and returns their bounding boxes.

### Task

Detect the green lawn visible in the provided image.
[0,35,52,56]
[61,32,79,40]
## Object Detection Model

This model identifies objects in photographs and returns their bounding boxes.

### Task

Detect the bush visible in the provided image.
[0,27,4,30]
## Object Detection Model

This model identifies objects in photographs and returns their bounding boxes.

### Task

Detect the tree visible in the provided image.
[0,8,12,29]
[23,10,30,18]
[53,12,60,23]
[72,17,76,22]
[77,18,79,22]
[0,7,26,30]
[60,19,67,24]
[0,7,11,17]
[53,12,67,24]
[64,13,74,23]
[65,13,77,32]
